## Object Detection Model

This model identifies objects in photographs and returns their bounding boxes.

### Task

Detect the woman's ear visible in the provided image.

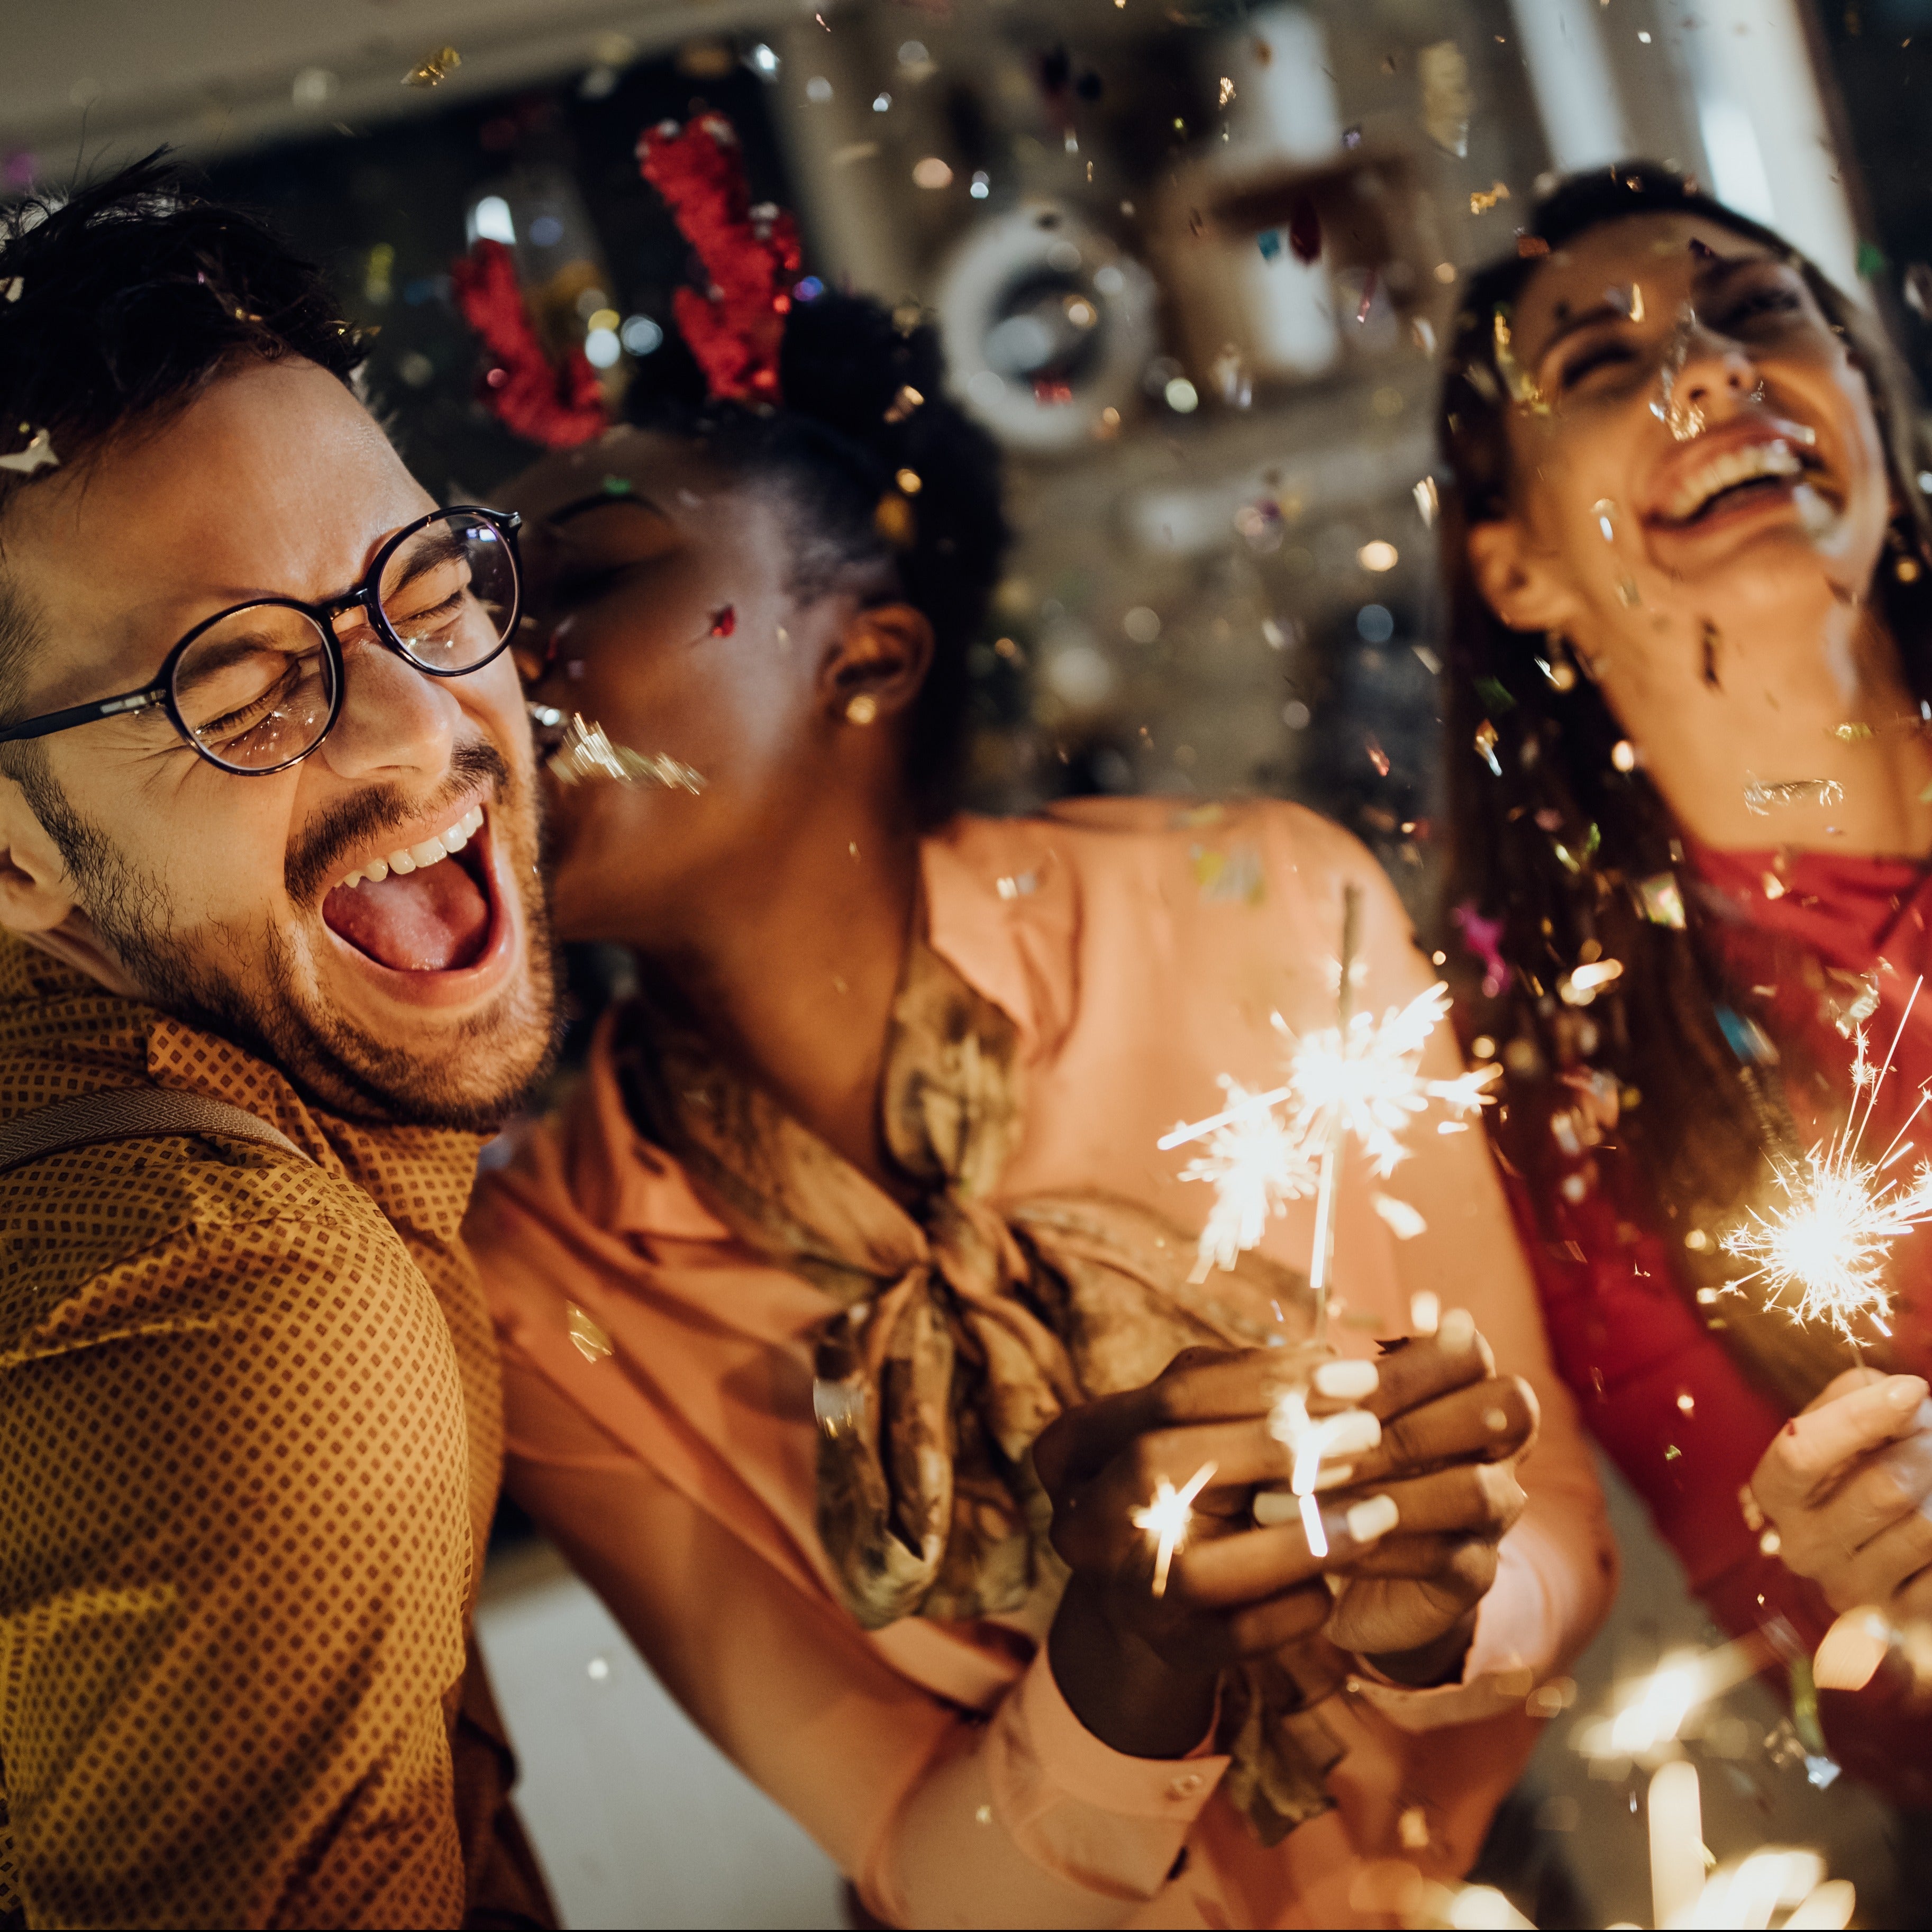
[1466,517,1585,636]
[822,602,935,725]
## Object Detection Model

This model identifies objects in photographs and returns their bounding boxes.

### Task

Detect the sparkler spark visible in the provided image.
[1129,1460,1217,1597]
[1178,1082,1319,1276]
[1164,974,1499,1284]
[1268,1387,1347,1558]
[1721,980,1932,1342]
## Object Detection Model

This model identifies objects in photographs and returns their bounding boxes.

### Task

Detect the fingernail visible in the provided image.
[1887,1376,1929,1410]
[1440,1308,1477,1353]
[1346,1494,1400,1543]
[1315,1359,1380,1400]
[1311,1460,1356,1491]
[1320,1409,1383,1457]
[1254,1489,1299,1527]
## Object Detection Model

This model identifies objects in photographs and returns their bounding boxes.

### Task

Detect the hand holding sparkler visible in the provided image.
[1256,1314,1541,1677]
[1748,1365,1932,1626]
[1032,1345,1399,1759]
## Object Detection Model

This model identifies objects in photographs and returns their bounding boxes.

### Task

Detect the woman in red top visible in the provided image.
[1439,164,1932,1804]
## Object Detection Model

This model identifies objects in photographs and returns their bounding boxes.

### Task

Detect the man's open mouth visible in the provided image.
[321,799,496,973]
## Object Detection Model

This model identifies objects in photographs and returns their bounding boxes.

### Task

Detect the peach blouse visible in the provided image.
[466,799,1615,1928]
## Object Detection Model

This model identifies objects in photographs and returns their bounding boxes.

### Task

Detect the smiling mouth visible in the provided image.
[320,799,496,973]
[1655,436,1822,527]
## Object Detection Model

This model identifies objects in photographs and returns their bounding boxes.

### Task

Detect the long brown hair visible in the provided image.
[1439,165,1932,1408]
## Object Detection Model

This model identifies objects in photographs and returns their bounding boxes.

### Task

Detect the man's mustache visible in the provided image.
[284,741,512,908]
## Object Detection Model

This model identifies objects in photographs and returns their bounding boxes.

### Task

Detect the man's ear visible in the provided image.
[0,778,139,996]
[1466,517,1584,636]
[0,777,77,935]
[821,602,935,724]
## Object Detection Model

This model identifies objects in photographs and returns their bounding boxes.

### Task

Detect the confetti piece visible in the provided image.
[1413,476,1438,526]
[707,605,736,637]
[567,1304,613,1361]
[1469,180,1511,215]
[1638,881,1684,931]
[1743,774,1844,815]
[546,713,706,793]
[1365,736,1390,777]
[1,277,21,303]
[1473,717,1500,775]
[883,384,923,423]
[1418,40,1472,156]
[402,44,461,88]
[0,426,57,475]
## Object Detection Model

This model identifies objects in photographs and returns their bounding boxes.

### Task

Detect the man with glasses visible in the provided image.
[0,162,559,1925]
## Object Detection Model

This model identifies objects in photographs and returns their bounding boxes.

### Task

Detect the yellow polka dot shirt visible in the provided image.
[0,937,549,1929]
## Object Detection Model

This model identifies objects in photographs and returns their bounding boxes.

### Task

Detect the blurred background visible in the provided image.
[4,1,1929,1924]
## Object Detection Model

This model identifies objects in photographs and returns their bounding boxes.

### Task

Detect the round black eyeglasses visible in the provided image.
[0,506,523,776]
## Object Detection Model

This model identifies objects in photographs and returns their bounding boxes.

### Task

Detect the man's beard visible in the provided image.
[19,745,564,1133]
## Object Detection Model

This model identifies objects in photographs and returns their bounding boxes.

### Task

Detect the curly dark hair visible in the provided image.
[622,289,1009,824]
[1439,163,1932,1407]
[0,153,362,722]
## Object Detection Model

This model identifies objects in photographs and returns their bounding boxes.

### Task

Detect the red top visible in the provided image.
[1520,843,1932,1808]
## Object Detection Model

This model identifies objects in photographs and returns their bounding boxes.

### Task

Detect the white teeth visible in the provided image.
[1667,439,1805,522]
[340,801,487,890]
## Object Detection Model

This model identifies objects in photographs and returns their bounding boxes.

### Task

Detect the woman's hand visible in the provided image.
[1033,1345,1399,1757]
[1288,1314,1538,1683]
[1750,1369,1932,1620]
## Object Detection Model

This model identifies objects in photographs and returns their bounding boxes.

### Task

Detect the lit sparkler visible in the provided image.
[1129,1459,1217,1598]
[1162,885,1499,1332]
[1266,1387,1346,1559]
[1720,979,1932,1342]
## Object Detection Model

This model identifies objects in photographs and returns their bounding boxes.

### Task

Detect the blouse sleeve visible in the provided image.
[499,1345,1230,1930]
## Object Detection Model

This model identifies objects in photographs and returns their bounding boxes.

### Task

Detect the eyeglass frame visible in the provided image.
[0,505,524,776]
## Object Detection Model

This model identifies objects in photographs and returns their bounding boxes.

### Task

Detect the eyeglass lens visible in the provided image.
[171,604,339,772]
[378,511,517,675]
[170,512,516,772]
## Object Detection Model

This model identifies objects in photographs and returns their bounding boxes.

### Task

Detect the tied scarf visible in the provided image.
[613,937,1352,1843]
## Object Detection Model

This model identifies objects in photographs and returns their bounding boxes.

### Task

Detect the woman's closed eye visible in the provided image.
[1711,284,1806,335]
[1554,331,1641,392]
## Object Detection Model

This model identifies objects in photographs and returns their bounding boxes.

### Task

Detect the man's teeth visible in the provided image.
[1666,440,1805,522]
[340,804,485,890]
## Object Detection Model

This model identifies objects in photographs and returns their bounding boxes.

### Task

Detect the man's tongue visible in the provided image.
[323,858,490,972]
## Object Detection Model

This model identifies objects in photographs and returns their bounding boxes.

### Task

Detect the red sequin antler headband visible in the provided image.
[450,238,609,449]
[637,113,802,405]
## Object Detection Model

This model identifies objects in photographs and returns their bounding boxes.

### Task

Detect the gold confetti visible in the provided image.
[546,713,706,793]
[1490,311,1548,413]
[403,44,461,88]
[1743,774,1844,814]
[1469,179,1512,215]
[566,1304,613,1362]
[1418,40,1472,156]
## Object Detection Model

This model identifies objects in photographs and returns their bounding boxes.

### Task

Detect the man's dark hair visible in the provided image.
[624,290,1009,824]
[0,153,363,718]
[1438,163,1932,1408]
